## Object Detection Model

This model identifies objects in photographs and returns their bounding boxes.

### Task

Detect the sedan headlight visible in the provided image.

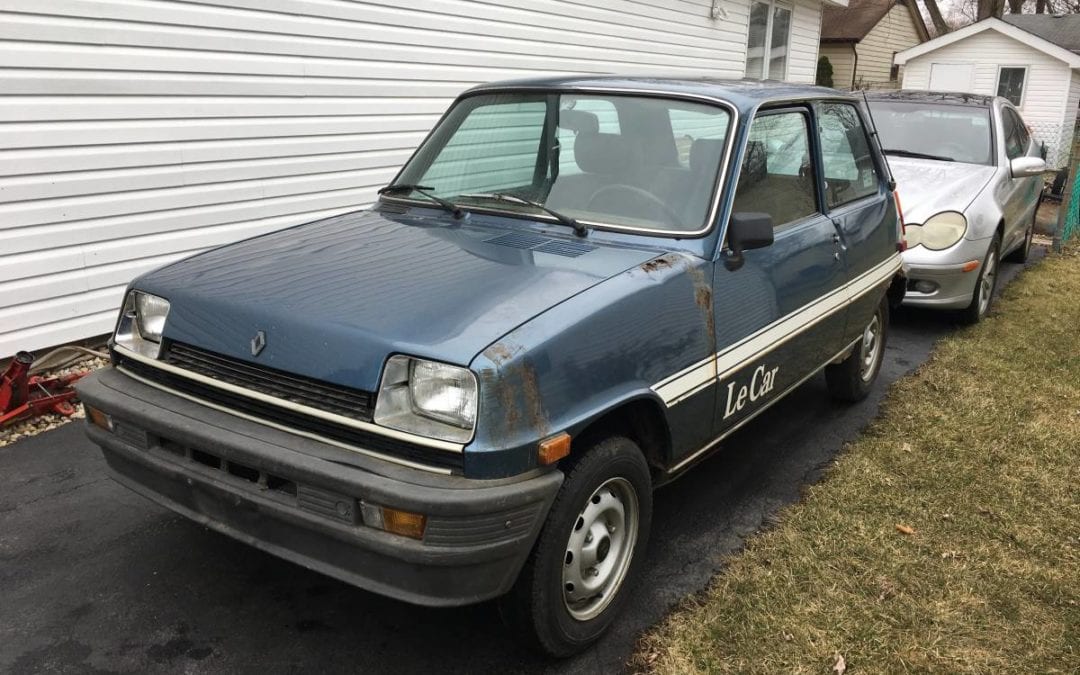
[374,355,477,443]
[907,212,967,251]
[113,291,171,358]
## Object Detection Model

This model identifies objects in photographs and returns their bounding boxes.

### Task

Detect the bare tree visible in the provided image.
[922,0,952,34]
[1007,0,1024,12]
[976,0,1006,20]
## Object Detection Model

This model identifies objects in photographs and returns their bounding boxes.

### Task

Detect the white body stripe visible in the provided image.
[652,254,901,406]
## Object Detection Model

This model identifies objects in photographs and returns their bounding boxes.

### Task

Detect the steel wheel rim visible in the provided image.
[978,250,997,315]
[859,312,882,382]
[561,477,639,622]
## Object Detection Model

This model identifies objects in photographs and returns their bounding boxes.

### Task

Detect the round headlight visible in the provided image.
[919,212,967,250]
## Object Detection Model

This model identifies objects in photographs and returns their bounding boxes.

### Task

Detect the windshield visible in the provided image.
[390,92,733,234]
[868,101,992,165]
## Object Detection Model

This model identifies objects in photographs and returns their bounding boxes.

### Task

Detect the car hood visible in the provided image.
[135,208,662,391]
[890,157,996,225]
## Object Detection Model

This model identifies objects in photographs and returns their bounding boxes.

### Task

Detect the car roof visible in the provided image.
[463,75,856,112]
[863,89,995,107]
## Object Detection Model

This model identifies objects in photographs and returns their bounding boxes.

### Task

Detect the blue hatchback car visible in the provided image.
[78,77,904,656]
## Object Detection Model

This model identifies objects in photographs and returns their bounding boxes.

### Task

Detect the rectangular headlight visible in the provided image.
[113,290,171,358]
[374,355,477,443]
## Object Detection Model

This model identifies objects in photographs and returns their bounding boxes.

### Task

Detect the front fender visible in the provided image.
[464,253,716,478]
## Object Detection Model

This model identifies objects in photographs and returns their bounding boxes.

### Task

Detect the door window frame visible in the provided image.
[812,100,886,212]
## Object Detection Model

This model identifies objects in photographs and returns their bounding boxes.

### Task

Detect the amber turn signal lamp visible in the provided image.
[86,405,113,431]
[381,507,427,540]
[538,432,571,465]
[961,260,980,273]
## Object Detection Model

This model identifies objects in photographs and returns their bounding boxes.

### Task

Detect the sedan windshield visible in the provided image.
[868,101,992,166]
[389,92,732,234]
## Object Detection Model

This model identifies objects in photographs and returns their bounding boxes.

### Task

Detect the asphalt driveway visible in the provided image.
[0,249,1043,674]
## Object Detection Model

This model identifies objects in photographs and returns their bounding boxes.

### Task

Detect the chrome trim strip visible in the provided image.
[118,367,455,475]
[113,344,466,454]
[384,86,739,239]
[652,254,901,406]
[666,336,864,474]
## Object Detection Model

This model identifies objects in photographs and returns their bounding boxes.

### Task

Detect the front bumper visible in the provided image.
[901,239,991,310]
[77,367,562,607]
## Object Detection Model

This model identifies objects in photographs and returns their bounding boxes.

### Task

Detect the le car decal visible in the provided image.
[723,364,779,419]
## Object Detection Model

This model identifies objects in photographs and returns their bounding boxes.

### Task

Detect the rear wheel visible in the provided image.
[961,235,1000,324]
[500,436,652,657]
[826,297,888,402]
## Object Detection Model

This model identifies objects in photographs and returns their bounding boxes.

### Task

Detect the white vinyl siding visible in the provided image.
[900,28,1076,166]
[0,0,828,355]
[853,3,923,87]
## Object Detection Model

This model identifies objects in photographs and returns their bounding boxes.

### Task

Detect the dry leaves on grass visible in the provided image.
[895,523,916,535]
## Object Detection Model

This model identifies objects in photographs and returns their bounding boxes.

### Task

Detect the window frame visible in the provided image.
[995,65,1028,107]
[732,105,822,232]
[744,0,793,81]
[814,101,884,211]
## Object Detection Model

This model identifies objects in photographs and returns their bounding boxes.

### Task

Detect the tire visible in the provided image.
[825,297,888,403]
[960,234,1000,325]
[1005,201,1038,264]
[500,436,652,657]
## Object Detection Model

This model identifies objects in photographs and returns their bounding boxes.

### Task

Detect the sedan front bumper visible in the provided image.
[902,238,992,310]
[76,367,562,607]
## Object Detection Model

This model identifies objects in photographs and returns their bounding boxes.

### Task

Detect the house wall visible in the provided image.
[901,29,1075,165]
[0,0,828,356]
[854,2,923,88]
[820,43,857,88]
[1063,70,1080,164]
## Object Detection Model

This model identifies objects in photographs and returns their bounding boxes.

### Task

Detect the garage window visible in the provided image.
[745,1,792,80]
[996,67,1027,106]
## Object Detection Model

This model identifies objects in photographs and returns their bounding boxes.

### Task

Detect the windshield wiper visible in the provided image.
[882,149,955,162]
[457,192,588,237]
[377,183,465,219]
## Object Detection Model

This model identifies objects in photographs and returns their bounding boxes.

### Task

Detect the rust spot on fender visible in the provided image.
[685,263,717,357]
[484,339,523,367]
[639,253,680,274]
[519,360,550,437]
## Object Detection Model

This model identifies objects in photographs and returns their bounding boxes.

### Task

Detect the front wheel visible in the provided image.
[500,436,652,657]
[825,297,888,402]
[961,235,1000,324]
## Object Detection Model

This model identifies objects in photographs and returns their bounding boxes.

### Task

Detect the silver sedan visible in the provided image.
[866,91,1045,323]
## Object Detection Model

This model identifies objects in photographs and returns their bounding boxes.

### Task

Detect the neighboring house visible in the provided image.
[0,0,847,356]
[819,0,929,90]
[895,14,1080,167]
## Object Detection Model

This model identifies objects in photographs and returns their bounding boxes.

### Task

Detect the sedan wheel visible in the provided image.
[962,234,1000,324]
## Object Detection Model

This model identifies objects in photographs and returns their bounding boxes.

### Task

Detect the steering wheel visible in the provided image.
[586,184,683,228]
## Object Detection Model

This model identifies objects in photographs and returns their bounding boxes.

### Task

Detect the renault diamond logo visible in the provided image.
[250,330,267,357]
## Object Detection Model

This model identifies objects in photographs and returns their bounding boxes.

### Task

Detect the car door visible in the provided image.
[815,101,894,344]
[999,106,1041,251]
[710,106,847,433]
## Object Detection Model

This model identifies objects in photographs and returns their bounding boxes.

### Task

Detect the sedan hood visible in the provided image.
[890,157,996,225]
[135,208,661,391]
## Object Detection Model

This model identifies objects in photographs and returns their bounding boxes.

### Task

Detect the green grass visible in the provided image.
[634,247,1080,674]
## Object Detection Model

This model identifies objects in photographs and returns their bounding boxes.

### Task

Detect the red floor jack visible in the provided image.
[1,351,88,428]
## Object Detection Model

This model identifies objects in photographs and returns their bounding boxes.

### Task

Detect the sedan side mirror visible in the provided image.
[724,212,774,271]
[1011,156,1046,178]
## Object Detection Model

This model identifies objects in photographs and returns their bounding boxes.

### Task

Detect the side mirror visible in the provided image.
[1010,156,1046,178]
[724,212,774,271]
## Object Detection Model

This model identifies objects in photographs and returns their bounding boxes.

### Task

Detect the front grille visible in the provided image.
[165,342,373,422]
[116,349,463,473]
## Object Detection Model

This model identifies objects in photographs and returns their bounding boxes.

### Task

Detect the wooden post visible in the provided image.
[1054,120,1080,253]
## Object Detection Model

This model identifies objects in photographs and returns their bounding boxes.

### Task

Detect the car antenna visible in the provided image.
[861,91,897,192]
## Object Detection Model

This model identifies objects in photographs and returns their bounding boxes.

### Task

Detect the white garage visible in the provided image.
[0,0,841,356]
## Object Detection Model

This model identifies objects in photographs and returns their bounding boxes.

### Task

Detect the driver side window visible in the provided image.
[732,110,818,227]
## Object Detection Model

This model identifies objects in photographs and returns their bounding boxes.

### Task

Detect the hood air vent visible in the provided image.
[485,232,596,258]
